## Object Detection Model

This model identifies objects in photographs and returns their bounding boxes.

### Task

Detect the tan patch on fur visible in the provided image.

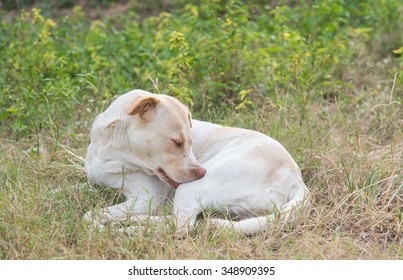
[247,142,296,181]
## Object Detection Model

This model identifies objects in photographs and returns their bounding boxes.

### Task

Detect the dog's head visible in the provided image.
[124,94,206,189]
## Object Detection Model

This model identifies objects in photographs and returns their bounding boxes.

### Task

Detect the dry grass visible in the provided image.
[0,69,401,260]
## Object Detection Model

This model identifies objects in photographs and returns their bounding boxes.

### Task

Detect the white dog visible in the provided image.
[84,90,308,235]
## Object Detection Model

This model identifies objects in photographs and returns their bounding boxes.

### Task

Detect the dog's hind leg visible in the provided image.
[210,181,309,234]
[209,215,275,235]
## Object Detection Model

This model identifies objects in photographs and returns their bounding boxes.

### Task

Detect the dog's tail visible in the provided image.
[211,181,309,235]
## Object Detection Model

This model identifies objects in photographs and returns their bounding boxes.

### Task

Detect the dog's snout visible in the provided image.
[195,167,207,178]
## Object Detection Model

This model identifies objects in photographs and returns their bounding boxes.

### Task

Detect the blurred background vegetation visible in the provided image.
[0,0,402,138]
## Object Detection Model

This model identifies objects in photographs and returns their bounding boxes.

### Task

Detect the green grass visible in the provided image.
[0,0,402,259]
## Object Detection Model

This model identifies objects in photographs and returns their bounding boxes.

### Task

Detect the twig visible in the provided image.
[370,72,401,112]
[148,75,160,94]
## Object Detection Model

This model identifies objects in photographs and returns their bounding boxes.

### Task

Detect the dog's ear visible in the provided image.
[127,96,160,121]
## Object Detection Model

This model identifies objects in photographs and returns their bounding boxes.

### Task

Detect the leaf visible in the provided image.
[7,107,19,114]
[392,46,403,55]
[238,89,251,101]
[352,27,374,35]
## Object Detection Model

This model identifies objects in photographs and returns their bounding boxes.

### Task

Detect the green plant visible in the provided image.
[2,1,402,137]
[167,31,193,106]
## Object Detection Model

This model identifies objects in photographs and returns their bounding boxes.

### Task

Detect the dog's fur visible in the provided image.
[84,90,309,235]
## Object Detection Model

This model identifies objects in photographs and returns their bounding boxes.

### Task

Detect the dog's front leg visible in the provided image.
[83,196,149,231]
[173,184,203,237]
[174,207,199,237]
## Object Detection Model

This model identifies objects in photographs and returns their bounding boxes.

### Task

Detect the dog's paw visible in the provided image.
[83,210,107,233]
[83,210,94,223]
[83,210,102,225]
[84,221,106,234]
[175,226,188,238]
[209,218,233,229]
[175,223,195,238]
[118,225,148,235]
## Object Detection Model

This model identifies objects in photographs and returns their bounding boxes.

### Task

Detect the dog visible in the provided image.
[84,89,309,235]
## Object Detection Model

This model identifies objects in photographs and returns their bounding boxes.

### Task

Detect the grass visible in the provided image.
[0,1,402,259]
[1,75,401,259]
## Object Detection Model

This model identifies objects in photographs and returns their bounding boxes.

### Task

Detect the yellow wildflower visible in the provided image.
[32,8,44,23]
[45,18,57,28]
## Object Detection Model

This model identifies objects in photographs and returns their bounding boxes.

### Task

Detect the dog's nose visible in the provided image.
[195,167,207,178]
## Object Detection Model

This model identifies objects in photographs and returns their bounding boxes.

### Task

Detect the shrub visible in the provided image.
[0,0,401,137]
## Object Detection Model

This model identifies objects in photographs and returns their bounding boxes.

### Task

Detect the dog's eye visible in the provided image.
[171,139,183,148]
